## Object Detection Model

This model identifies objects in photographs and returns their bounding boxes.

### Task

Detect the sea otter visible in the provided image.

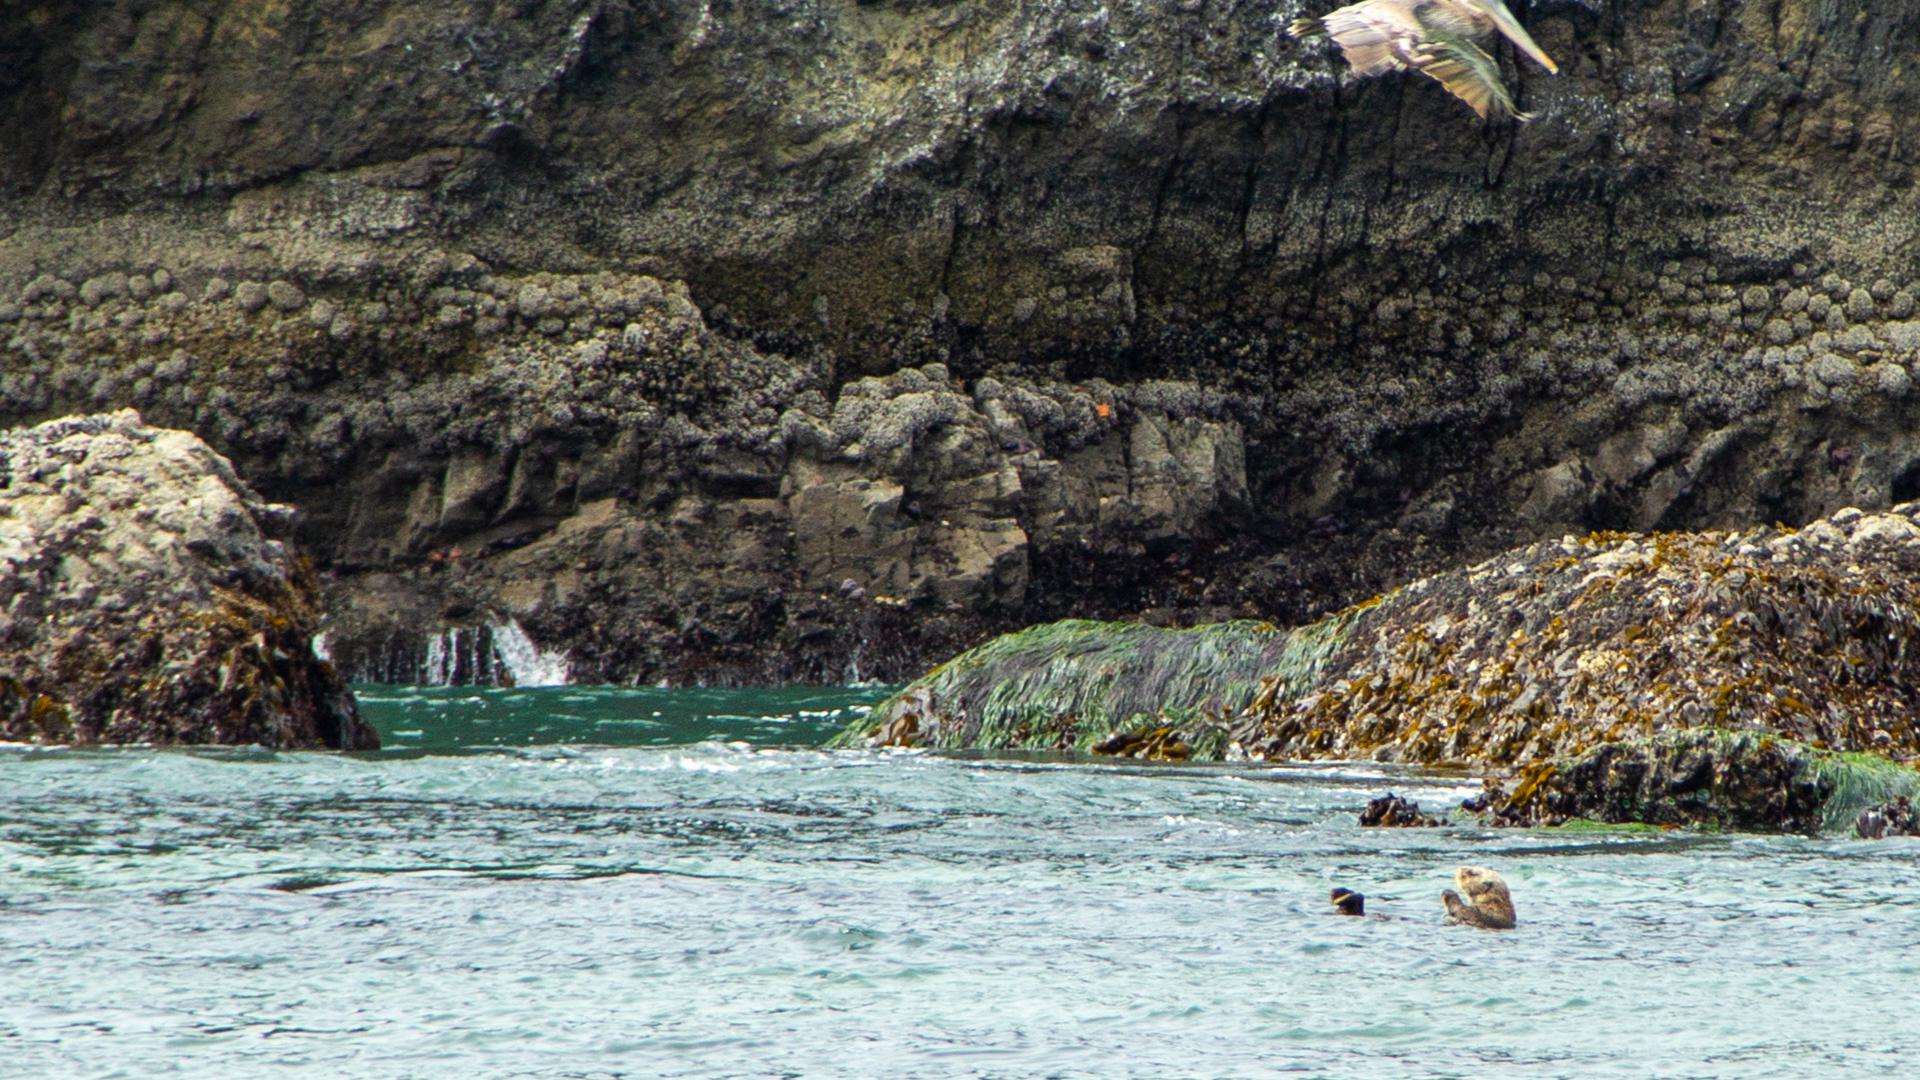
[1441,865,1516,930]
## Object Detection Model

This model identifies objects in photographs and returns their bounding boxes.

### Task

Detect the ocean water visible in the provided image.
[3,687,1919,1079]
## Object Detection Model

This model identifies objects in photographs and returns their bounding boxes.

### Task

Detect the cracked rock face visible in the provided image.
[4,3,1920,681]
[0,411,375,749]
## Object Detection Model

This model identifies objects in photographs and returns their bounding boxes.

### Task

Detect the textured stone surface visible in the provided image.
[5,2,1920,682]
[1234,502,1920,770]
[0,411,375,748]
[844,502,1920,829]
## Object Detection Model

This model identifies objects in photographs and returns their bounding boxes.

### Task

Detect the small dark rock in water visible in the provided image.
[1360,792,1443,827]
[1330,887,1366,916]
[1856,796,1919,839]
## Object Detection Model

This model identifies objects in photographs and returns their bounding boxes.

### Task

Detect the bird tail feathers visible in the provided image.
[1287,16,1326,39]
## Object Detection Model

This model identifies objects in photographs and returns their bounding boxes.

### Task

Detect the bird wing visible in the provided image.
[1477,0,1559,73]
[1316,2,1425,77]
[1412,34,1525,121]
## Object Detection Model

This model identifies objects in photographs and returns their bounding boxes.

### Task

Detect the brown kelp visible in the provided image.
[1232,507,1920,770]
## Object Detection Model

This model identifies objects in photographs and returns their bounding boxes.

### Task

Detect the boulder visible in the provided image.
[0,411,376,749]
[853,501,1920,831]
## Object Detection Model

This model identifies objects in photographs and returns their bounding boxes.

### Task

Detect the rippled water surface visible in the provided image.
[4,687,1919,1078]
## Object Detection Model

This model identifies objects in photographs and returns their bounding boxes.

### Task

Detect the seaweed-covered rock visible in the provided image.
[1233,505,1920,769]
[831,615,1358,752]
[0,411,375,749]
[856,501,1920,830]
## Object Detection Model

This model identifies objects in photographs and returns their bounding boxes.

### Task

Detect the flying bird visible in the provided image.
[1288,0,1559,122]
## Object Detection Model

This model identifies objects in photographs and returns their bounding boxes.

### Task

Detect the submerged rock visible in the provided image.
[0,412,376,749]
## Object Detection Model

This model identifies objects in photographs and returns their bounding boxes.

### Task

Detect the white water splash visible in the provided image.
[423,630,450,684]
[488,617,571,687]
[420,626,486,685]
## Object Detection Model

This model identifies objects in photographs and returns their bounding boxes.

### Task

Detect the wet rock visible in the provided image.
[1359,793,1443,827]
[266,280,306,313]
[77,273,126,307]
[867,501,1920,830]
[233,281,267,312]
[1855,796,1919,839]
[0,411,375,748]
[1235,502,1920,779]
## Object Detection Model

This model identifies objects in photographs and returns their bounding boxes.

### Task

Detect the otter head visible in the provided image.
[1455,865,1508,902]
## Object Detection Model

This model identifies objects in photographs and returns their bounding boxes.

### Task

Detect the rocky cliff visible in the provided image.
[4,1,1919,683]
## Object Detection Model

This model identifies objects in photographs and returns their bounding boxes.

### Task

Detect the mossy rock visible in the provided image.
[829,614,1366,752]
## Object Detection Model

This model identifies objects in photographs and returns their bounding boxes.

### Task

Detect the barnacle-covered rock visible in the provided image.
[1232,504,1920,770]
[1466,729,1920,834]
[0,411,375,749]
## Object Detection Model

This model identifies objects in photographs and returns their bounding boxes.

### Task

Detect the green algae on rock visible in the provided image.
[0,412,376,749]
[831,616,1359,752]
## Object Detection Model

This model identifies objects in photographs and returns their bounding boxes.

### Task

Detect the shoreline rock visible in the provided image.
[1472,729,1920,835]
[0,412,376,750]
[845,501,1920,832]
[1232,503,1920,771]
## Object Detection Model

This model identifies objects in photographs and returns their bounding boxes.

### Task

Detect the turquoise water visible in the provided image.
[4,687,1919,1078]
[353,683,893,753]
